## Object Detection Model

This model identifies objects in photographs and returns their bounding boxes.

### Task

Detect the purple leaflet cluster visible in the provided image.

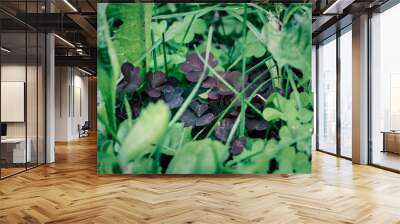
[117,62,142,93]
[180,101,215,127]
[179,52,218,82]
[144,72,184,109]
[202,71,242,100]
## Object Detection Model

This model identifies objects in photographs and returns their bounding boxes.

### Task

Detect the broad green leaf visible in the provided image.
[240,32,266,58]
[263,108,284,121]
[151,20,167,41]
[293,152,311,173]
[296,138,311,155]
[261,8,311,80]
[161,123,192,156]
[97,3,120,135]
[97,140,120,174]
[119,101,170,171]
[107,3,153,66]
[297,108,313,123]
[218,17,241,35]
[225,151,270,174]
[299,92,313,108]
[166,139,229,174]
[169,16,206,44]
[274,147,296,173]
[117,119,132,143]
[224,139,271,174]
[149,54,186,69]
[126,157,159,174]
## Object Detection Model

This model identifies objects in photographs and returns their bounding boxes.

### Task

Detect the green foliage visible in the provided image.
[168,15,207,44]
[261,5,312,81]
[107,3,153,66]
[224,139,271,174]
[97,3,313,175]
[218,17,242,36]
[97,140,120,174]
[151,20,167,41]
[239,29,266,58]
[161,123,192,156]
[118,101,170,173]
[97,3,120,138]
[166,139,229,174]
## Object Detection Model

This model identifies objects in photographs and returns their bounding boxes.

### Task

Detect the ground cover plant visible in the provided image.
[97,3,313,174]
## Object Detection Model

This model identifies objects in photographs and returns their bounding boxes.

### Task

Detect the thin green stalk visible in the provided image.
[169,26,214,126]
[162,32,168,74]
[97,111,121,145]
[151,31,158,71]
[98,4,119,134]
[181,15,196,44]
[239,4,248,137]
[123,95,132,128]
[227,56,242,71]
[246,56,272,75]
[226,116,241,146]
[285,66,302,109]
[133,39,161,66]
[225,10,265,48]
[153,135,165,174]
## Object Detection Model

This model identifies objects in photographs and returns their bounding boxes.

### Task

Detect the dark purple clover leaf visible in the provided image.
[189,101,209,117]
[180,101,215,127]
[208,90,220,100]
[144,72,184,109]
[181,110,197,127]
[215,118,234,142]
[230,137,246,155]
[162,86,184,109]
[147,71,166,88]
[180,52,218,82]
[117,62,141,93]
[202,77,217,88]
[195,113,215,126]
[216,71,242,95]
[245,118,269,131]
[144,85,162,98]
[201,71,242,100]
[144,71,166,98]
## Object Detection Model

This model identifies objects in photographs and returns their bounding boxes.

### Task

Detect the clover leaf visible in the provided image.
[166,139,229,174]
[168,15,207,44]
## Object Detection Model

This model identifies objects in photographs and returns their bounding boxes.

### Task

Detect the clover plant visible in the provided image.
[97,3,313,174]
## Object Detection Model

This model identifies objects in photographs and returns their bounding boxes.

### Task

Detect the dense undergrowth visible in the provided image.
[97,3,313,174]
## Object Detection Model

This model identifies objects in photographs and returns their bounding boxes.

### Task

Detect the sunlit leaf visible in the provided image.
[166,139,229,174]
[118,101,170,172]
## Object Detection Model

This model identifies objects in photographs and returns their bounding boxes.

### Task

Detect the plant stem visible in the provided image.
[239,4,248,137]
[226,116,241,146]
[169,26,214,126]
[181,15,196,44]
[227,56,241,71]
[98,4,119,134]
[123,95,132,128]
[151,31,158,71]
[162,32,168,74]
[286,65,302,109]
